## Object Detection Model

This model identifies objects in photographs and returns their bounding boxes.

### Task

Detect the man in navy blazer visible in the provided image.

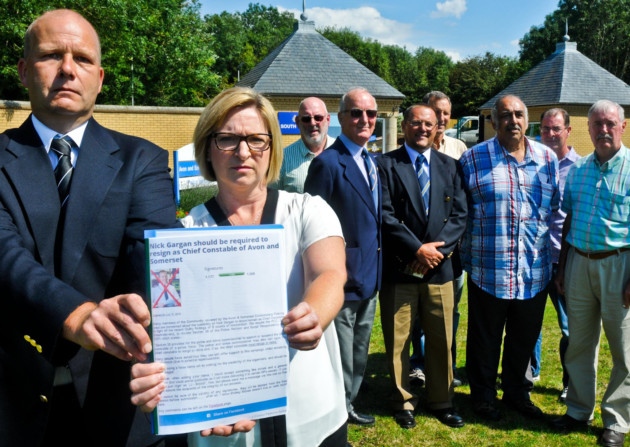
[377,105,467,429]
[304,87,382,427]
[0,10,181,447]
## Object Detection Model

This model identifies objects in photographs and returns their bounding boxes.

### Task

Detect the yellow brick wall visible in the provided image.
[480,104,630,157]
[0,101,202,169]
[1,95,403,168]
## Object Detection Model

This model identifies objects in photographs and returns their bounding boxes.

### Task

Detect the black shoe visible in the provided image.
[503,398,544,419]
[473,400,502,421]
[393,410,416,429]
[347,410,375,426]
[473,400,501,421]
[551,414,592,432]
[600,428,625,447]
[431,407,465,428]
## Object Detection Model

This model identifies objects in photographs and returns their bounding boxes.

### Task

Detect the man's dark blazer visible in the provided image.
[304,137,382,301]
[0,116,178,447]
[377,146,467,284]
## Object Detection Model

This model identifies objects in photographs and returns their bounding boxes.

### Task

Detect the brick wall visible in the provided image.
[1,100,202,169]
[2,95,403,167]
[480,104,630,157]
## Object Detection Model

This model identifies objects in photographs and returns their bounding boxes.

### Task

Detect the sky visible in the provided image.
[200,0,563,61]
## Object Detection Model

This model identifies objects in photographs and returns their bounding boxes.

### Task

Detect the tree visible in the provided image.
[320,27,391,81]
[449,53,526,117]
[205,4,295,88]
[0,0,45,101]
[321,27,454,109]
[520,0,630,84]
[413,47,453,104]
[0,0,220,106]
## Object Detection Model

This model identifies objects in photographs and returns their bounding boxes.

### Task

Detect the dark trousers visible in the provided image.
[42,384,187,447]
[319,421,348,447]
[42,384,87,447]
[466,279,548,403]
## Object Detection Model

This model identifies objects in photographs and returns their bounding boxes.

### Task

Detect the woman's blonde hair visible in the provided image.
[193,87,282,184]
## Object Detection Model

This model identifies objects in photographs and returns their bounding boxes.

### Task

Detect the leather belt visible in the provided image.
[574,246,630,260]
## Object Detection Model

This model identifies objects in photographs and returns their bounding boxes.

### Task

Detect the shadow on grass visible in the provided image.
[349,352,603,446]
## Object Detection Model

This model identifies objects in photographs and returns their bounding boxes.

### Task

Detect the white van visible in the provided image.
[444,116,479,147]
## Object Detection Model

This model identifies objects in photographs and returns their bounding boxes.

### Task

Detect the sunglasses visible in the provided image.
[299,115,326,124]
[345,108,378,119]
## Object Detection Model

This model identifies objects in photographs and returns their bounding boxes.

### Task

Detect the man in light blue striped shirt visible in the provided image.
[271,97,334,193]
[552,100,630,447]
[460,95,559,422]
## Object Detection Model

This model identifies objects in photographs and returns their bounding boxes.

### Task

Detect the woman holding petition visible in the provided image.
[130,87,348,447]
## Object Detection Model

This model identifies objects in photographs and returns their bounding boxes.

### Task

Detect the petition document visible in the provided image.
[144,225,288,435]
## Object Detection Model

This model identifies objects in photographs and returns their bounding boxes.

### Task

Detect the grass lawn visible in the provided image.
[348,283,614,447]
[178,188,614,446]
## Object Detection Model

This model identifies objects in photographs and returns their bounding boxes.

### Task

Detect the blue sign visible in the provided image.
[173,143,214,205]
[278,112,299,135]
[177,160,200,178]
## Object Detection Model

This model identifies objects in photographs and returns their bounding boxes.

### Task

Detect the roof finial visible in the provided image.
[300,0,308,21]
[563,19,570,42]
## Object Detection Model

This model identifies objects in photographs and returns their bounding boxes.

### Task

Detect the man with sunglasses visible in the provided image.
[305,87,382,428]
[272,97,334,193]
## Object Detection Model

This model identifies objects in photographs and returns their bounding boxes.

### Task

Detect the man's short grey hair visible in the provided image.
[422,91,451,105]
[339,87,377,113]
[540,108,570,126]
[588,99,625,122]
[491,94,528,124]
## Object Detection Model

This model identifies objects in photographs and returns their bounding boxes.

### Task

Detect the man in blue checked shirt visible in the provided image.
[459,95,559,422]
[552,100,630,447]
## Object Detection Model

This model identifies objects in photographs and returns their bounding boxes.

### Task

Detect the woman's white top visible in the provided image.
[182,191,347,447]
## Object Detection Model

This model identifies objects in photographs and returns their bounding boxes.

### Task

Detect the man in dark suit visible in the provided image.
[377,104,467,429]
[0,10,181,447]
[304,87,382,427]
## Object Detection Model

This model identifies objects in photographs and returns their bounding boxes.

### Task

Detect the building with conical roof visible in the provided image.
[478,38,630,154]
[237,19,405,152]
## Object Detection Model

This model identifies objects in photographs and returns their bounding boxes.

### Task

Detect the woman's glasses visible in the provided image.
[212,133,272,152]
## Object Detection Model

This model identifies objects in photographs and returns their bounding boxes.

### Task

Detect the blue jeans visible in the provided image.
[410,272,465,371]
[530,263,570,386]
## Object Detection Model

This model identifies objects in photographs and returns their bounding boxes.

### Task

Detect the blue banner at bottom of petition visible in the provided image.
[159,397,288,426]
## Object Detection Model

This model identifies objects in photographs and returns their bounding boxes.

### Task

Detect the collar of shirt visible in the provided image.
[298,135,334,158]
[31,115,87,151]
[31,115,87,168]
[494,136,547,166]
[559,146,580,164]
[339,133,372,182]
[403,143,431,166]
[338,133,366,158]
[591,144,629,170]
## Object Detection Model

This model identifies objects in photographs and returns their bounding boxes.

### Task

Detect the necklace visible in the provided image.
[216,195,263,226]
